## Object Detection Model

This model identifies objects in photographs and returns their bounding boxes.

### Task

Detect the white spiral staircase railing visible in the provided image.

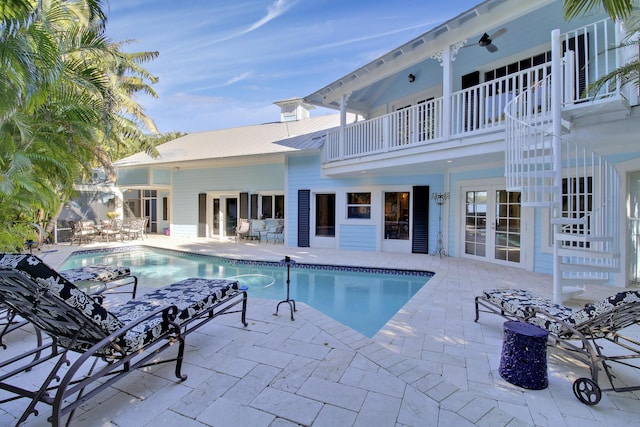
[505,64,620,303]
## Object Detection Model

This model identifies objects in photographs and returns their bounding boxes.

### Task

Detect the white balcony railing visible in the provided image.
[323,19,622,165]
[323,64,550,162]
[322,98,444,162]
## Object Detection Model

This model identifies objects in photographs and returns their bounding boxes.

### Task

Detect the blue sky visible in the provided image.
[106,0,478,133]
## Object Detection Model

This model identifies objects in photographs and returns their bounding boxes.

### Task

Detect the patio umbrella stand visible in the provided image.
[274,256,296,320]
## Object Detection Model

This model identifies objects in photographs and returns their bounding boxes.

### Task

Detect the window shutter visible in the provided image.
[298,190,310,247]
[412,186,429,254]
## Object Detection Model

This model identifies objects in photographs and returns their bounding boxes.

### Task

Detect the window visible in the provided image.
[316,194,335,237]
[258,194,285,219]
[495,190,521,262]
[275,195,284,218]
[384,192,410,240]
[261,195,273,219]
[347,192,371,219]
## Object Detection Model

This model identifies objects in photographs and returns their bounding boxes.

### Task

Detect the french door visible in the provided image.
[462,185,525,266]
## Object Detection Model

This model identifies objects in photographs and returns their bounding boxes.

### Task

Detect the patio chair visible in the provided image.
[0,253,248,426]
[69,220,99,245]
[235,219,250,241]
[475,288,640,405]
[121,218,146,241]
[266,224,284,244]
[99,219,122,243]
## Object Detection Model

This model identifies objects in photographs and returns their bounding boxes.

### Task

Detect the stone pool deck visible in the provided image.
[1,236,639,426]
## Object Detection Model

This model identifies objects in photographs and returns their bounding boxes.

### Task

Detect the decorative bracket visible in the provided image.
[431,40,468,66]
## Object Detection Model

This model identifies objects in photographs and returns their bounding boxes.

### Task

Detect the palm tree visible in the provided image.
[0,0,159,250]
[563,0,635,20]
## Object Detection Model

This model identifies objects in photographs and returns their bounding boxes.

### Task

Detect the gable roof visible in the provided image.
[114,114,341,168]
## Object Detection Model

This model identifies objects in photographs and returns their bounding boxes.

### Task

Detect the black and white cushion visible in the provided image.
[483,287,640,338]
[111,278,239,353]
[482,288,573,319]
[528,290,640,337]
[60,264,131,283]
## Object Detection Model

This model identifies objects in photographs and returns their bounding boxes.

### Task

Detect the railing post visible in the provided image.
[551,28,563,304]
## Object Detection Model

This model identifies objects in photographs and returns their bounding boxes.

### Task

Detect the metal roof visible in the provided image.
[114,114,341,168]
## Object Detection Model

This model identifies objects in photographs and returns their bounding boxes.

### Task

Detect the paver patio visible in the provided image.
[1,237,638,426]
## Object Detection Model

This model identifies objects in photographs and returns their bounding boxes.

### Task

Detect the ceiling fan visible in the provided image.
[467,28,507,53]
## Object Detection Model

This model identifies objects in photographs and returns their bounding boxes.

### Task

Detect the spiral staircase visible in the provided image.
[504,29,621,303]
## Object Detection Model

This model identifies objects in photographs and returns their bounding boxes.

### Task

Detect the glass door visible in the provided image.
[629,171,640,284]
[212,198,220,236]
[225,198,237,237]
[142,190,157,233]
[463,187,522,265]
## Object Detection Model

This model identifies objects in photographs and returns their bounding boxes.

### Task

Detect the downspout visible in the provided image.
[551,29,563,304]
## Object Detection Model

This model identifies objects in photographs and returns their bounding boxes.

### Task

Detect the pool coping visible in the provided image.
[66,245,435,278]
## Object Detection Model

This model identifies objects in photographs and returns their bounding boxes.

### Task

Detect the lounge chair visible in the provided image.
[475,288,640,405]
[0,253,248,426]
[0,264,136,351]
[60,263,138,299]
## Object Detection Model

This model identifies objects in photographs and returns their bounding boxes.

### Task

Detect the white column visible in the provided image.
[339,93,350,160]
[442,47,452,141]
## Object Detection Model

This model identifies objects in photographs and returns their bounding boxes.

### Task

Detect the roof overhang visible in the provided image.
[303,0,555,112]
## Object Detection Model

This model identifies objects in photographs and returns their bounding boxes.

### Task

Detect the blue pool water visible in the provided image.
[61,247,432,337]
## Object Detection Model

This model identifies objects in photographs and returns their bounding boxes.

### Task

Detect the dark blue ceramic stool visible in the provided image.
[499,320,549,390]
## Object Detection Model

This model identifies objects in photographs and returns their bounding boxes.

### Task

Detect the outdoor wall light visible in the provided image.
[408,73,416,83]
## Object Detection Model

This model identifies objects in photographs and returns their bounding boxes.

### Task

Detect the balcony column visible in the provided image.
[441,47,452,140]
[432,41,464,141]
[339,93,351,160]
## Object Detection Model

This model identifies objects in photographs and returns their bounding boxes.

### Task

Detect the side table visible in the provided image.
[499,320,549,390]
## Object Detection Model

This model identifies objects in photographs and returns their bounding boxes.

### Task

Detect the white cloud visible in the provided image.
[203,0,299,45]
[244,0,298,33]
[226,72,253,86]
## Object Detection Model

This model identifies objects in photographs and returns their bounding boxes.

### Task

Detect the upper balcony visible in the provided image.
[317,16,635,173]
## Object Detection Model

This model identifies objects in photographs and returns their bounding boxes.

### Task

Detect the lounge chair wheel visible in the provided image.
[573,377,601,405]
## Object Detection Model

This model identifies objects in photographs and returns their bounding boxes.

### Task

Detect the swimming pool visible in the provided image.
[61,247,433,337]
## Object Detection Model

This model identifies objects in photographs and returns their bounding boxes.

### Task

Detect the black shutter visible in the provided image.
[198,193,206,237]
[298,190,310,247]
[412,186,429,254]
[239,192,248,219]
